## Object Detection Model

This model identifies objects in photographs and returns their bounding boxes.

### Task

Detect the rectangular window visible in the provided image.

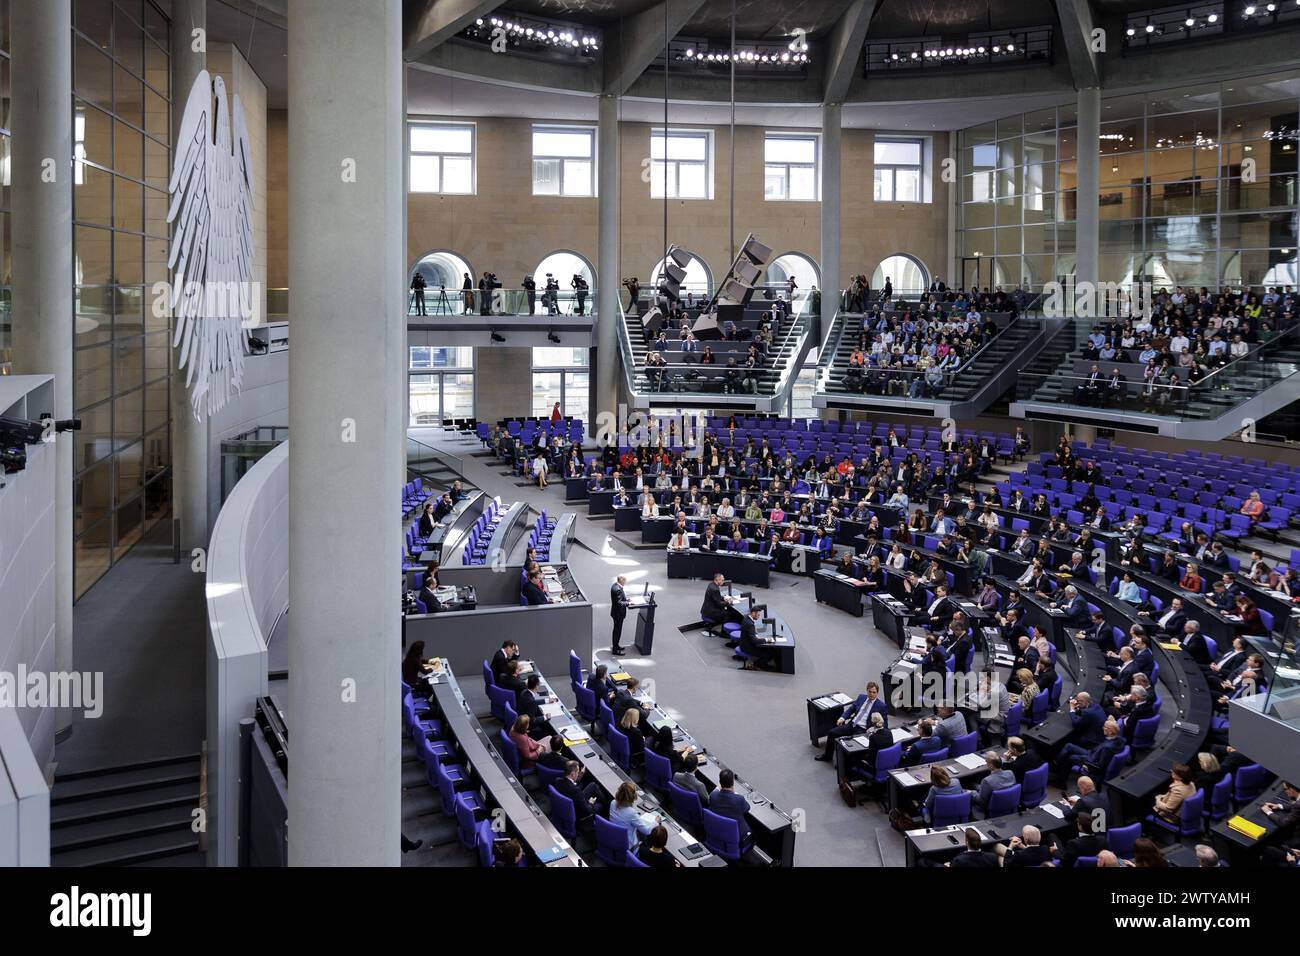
[874,137,925,203]
[532,348,589,417]
[764,132,819,201]
[532,125,595,197]
[650,128,712,199]
[409,122,475,194]
[407,347,474,425]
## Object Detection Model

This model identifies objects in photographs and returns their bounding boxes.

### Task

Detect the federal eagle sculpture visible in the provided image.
[167,70,256,420]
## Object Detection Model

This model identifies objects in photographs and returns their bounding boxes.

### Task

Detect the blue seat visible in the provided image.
[1003,700,1023,740]
[536,761,566,792]
[546,785,578,842]
[569,650,585,687]
[594,813,630,866]
[475,819,499,866]
[1074,855,1098,867]
[453,792,480,851]
[1233,763,1271,806]
[668,781,705,830]
[607,726,634,771]
[487,685,515,723]
[1130,715,1160,750]
[929,791,972,827]
[1146,788,1205,839]
[1107,822,1141,858]
[702,808,745,862]
[625,848,650,867]
[435,759,477,818]
[984,784,1022,818]
[949,731,978,758]
[1029,690,1050,727]
[643,748,672,793]
[573,683,599,724]
[1020,763,1048,808]
[1204,775,1233,824]
[496,729,534,779]
[598,700,615,737]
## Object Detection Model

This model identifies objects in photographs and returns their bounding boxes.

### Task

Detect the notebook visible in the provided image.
[1227,816,1266,840]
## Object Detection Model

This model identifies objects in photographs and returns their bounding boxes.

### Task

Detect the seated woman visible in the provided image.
[636,825,682,868]
[618,707,647,760]
[1233,595,1267,636]
[1012,668,1040,711]
[508,715,550,770]
[609,781,656,850]
[1152,763,1196,825]
[1179,562,1203,594]
[1116,571,1143,606]
[886,543,908,571]
[922,765,966,823]
[649,723,694,774]
[781,524,802,543]
[861,556,885,591]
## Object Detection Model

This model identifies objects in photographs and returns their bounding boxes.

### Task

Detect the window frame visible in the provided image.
[763,131,820,202]
[531,124,597,198]
[531,347,590,418]
[408,120,477,196]
[874,136,926,204]
[407,346,475,424]
[649,127,714,200]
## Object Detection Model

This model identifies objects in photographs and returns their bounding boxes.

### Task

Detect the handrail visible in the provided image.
[406,433,465,480]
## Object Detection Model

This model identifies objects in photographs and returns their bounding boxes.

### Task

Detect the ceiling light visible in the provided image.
[1185,17,1195,26]
[1208,13,1218,21]
[1006,42,1014,50]
[1244,4,1256,14]
[1145,23,1155,33]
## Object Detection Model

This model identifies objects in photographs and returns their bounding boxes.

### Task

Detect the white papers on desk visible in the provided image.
[813,696,840,709]
[1041,802,1065,819]
[558,724,589,742]
[852,735,873,747]
[634,693,656,707]
[829,692,854,705]
[954,753,986,771]
[540,702,565,720]
[891,728,913,743]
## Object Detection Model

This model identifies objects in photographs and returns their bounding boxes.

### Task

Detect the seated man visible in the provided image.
[995,824,1051,867]
[1073,364,1104,405]
[902,718,946,766]
[971,752,1017,815]
[707,769,751,848]
[815,682,888,761]
[1054,717,1124,781]
[737,606,779,671]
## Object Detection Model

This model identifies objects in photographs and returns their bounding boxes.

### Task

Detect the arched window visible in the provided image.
[531,250,596,316]
[409,250,474,314]
[871,254,929,297]
[651,250,713,301]
[764,252,819,299]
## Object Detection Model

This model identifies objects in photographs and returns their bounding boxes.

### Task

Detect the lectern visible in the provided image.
[633,595,658,654]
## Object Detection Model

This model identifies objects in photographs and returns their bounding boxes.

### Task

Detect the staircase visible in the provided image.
[619,296,815,412]
[406,435,477,494]
[50,754,204,867]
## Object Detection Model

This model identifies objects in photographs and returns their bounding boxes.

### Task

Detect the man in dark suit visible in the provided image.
[1055,717,1124,780]
[902,718,946,766]
[431,492,455,522]
[490,641,519,683]
[498,660,527,697]
[521,570,551,605]
[708,769,751,847]
[700,572,731,629]
[738,606,778,670]
[555,759,605,826]
[1062,775,1110,832]
[1129,635,1155,677]
[1114,684,1156,740]
[944,623,975,674]
[917,585,957,627]
[1054,814,1108,867]
[1074,610,1111,650]
[1052,585,1091,628]
[585,664,616,706]
[515,674,547,723]
[1103,645,1142,698]
[1065,691,1106,748]
[946,828,999,867]
[1004,737,1045,783]
[1148,597,1187,640]
[610,575,630,656]
[816,682,888,760]
[417,579,444,614]
[1177,620,1212,666]
[1205,637,1247,684]
[1104,368,1127,406]
[997,824,1052,867]
[1007,635,1039,690]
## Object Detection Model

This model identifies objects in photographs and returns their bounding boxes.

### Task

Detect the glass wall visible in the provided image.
[956,73,1300,294]
[531,347,588,418]
[0,0,9,375]
[72,0,172,598]
[408,346,474,425]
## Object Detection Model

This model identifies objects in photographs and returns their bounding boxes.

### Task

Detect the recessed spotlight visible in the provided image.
[1244,4,1256,14]
[1185,17,1195,26]
[1145,23,1155,33]
[1208,13,1218,21]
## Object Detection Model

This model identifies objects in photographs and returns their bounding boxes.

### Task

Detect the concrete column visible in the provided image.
[1075,87,1101,298]
[11,0,74,739]
[595,93,621,435]
[820,103,842,341]
[287,0,403,866]
[170,0,208,553]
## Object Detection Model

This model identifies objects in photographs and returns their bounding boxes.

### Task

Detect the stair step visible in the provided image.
[51,805,197,854]
[52,829,203,868]
[51,769,201,805]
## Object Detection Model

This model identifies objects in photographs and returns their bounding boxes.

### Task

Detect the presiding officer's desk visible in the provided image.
[622,683,797,866]
[813,568,873,616]
[528,667,722,867]
[425,660,585,866]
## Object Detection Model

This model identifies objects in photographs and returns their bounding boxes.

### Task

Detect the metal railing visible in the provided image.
[408,287,596,317]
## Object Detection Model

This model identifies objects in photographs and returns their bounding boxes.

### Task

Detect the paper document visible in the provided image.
[892,728,913,742]
[1041,803,1064,819]
[955,753,987,770]
[830,693,854,705]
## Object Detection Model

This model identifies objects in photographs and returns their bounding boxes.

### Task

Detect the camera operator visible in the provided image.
[623,277,640,315]
[523,273,537,314]
[544,273,560,315]
[479,271,501,315]
[571,274,589,315]
[410,271,427,316]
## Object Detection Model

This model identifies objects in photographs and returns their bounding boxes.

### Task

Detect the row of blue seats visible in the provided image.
[529,511,557,562]
[463,498,506,565]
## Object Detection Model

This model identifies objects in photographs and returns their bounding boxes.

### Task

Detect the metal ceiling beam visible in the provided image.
[822,0,879,104]
[1054,0,1101,89]
[403,0,503,62]
[601,0,710,96]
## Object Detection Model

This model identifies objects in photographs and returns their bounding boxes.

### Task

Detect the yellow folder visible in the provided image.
[1227,815,1267,840]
